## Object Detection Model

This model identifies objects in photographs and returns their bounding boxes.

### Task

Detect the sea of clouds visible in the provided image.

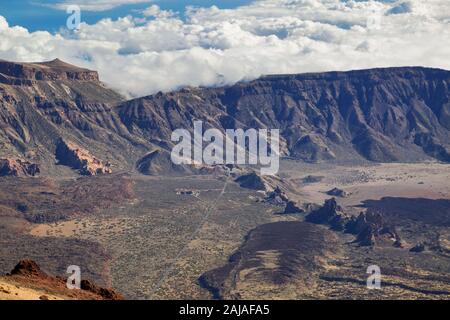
[0,0,449,98]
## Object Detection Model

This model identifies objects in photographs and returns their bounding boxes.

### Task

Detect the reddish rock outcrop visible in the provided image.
[10,259,47,278]
[5,260,124,300]
[0,158,40,177]
[56,139,112,176]
[80,280,123,300]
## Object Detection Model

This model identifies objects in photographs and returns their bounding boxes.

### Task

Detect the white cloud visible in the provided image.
[0,0,449,98]
[0,16,9,31]
[142,4,176,18]
[49,0,154,12]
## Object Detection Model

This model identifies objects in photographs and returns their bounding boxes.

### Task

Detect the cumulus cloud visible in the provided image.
[142,4,176,18]
[0,16,9,30]
[48,0,154,11]
[0,0,449,98]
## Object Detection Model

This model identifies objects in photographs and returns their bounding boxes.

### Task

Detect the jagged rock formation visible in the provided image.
[0,158,40,177]
[261,185,303,213]
[351,212,402,247]
[347,211,402,247]
[307,198,402,247]
[306,198,350,231]
[2,260,123,300]
[326,187,349,197]
[200,221,339,300]
[264,186,289,206]
[56,139,112,176]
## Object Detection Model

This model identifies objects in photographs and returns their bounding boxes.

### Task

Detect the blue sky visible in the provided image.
[0,0,253,32]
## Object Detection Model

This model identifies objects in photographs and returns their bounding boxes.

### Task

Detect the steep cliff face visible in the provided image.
[119,67,450,163]
[1,60,449,177]
[0,59,99,84]
[0,59,148,175]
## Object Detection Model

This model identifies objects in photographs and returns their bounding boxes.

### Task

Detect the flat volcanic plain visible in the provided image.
[0,160,447,299]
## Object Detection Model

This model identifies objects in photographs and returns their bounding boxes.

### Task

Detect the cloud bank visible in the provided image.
[0,0,449,98]
[48,0,155,12]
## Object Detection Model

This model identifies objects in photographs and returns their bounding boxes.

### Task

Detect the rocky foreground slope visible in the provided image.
[0,59,449,177]
[0,260,123,300]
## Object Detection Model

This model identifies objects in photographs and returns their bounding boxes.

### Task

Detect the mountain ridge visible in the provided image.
[0,59,449,177]
[118,64,450,164]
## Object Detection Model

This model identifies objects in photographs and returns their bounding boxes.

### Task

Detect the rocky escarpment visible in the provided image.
[346,211,402,247]
[0,58,144,176]
[306,198,350,231]
[199,221,338,299]
[261,186,303,213]
[0,59,99,84]
[1,60,450,177]
[136,149,228,176]
[118,67,450,164]
[56,139,112,176]
[0,158,40,177]
[306,198,402,247]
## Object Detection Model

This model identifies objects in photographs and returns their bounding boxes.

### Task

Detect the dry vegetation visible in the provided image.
[1,161,449,300]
